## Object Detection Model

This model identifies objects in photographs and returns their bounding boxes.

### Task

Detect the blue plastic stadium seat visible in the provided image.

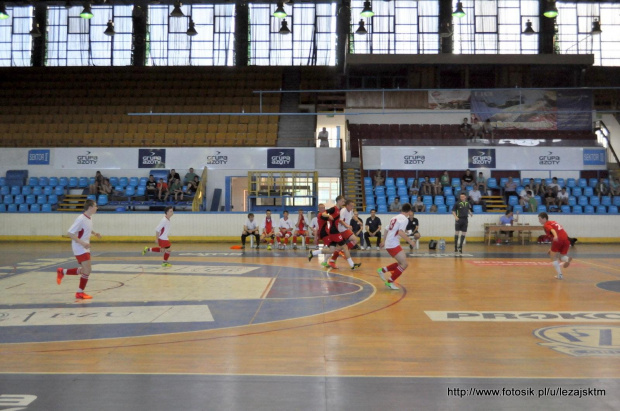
[0,177,5,186]
[3,195,13,204]
[387,196,396,205]
[86,195,97,201]
[129,177,139,187]
[376,196,387,205]
[578,196,588,206]
[14,195,24,205]
[42,204,52,212]
[22,186,32,195]
[513,205,523,213]
[396,177,405,187]
[375,186,385,195]
[584,187,594,197]
[566,178,576,188]
[49,177,59,186]
[533,178,542,185]
[47,195,58,205]
[78,177,89,188]
[0,204,5,213]
[557,178,565,187]
[473,205,483,213]
[537,205,547,213]
[139,177,148,186]
[560,205,571,213]
[601,196,612,206]
[508,196,519,206]
[499,177,508,187]
[584,205,594,213]
[54,186,65,196]
[30,204,41,213]
[443,187,453,196]
[521,178,531,187]
[437,205,448,213]
[110,177,119,187]
[406,178,415,188]
[386,187,396,196]
[577,178,587,188]
[385,178,394,187]
[10,186,21,195]
[434,196,444,205]
[614,196,620,206]
[7,204,18,213]
[568,195,577,206]
[572,205,582,213]
[97,195,108,206]
[28,177,38,186]
[589,197,600,206]
[364,177,372,186]
[589,178,597,187]
[377,205,388,213]
[445,196,456,206]
[119,177,129,187]
[37,195,47,204]
[38,177,49,186]
[545,178,553,185]
[0,186,9,196]
[62,177,71,187]
[451,177,461,187]
[571,187,582,197]
[137,186,147,196]
[33,186,42,196]
[18,204,29,213]
[43,186,53,195]
[423,196,433,206]
[487,178,498,189]
[26,194,36,205]
[89,177,96,185]
[596,206,607,214]
[609,206,619,214]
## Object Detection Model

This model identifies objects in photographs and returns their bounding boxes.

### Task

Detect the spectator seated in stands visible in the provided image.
[183,168,198,185]
[420,176,433,196]
[168,169,181,187]
[165,178,184,202]
[89,171,104,195]
[547,177,561,194]
[596,177,610,199]
[146,175,157,199]
[461,169,475,192]
[503,177,518,203]
[543,187,558,210]
[408,179,420,197]
[373,170,385,187]
[185,176,200,196]
[439,171,450,190]
[610,176,620,196]
[389,197,402,212]
[459,117,473,139]
[98,178,112,196]
[156,178,168,201]
[481,119,494,140]
[471,118,482,140]
[476,172,487,194]
[429,204,438,213]
[468,185,485,212]
[526,191,538,212]
[519,185,532,209]
[432,177,442,196]
[412,196,426,213]
[533,178,546,196]
[556,187,569,206]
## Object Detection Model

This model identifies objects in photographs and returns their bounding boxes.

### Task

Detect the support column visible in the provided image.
[234,1,249,66]
[439,0,453,54]
[539,2,556,54]
[132,5,147,66]
[336,0,351,70]
[31,5,47,67]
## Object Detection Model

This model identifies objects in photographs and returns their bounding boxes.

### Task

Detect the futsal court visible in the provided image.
[0,240,618,410]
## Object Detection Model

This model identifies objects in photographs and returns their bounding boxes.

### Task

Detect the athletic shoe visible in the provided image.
[142,246,149,256]
[385,281,400,290]
[375,246,380,250]
[410,245,413,250]
[293,245,297,250]
[351,263,362,270]
[308,251,314,262]
[555,274,563,280]
[255,245,260,249]
[327,261,338,269]
[458,248,462,254]
[56,267,64,285]
[376,268,386,282]
[563,257,572,269]
[267,245,272,250]
[321,261,328,267]
[241,245,245,249]
[75,292,92,299]
[360,246,365,250]
[162,262,172,267]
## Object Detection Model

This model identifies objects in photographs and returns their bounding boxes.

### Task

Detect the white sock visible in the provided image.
[77,288,83,292]
[553,261,562,275]
[560,255,569,263]
[347,258,354,267]
[312,250,321,256]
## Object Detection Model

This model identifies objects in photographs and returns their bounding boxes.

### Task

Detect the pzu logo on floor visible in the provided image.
[0,395,37,411]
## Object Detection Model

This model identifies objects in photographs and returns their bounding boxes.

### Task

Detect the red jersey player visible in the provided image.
[56,199,102,299]
[292,209,310,250]
[142,206,174,267]
[538,212,572,280]
[261,209,276,250]
[377,202,416,290]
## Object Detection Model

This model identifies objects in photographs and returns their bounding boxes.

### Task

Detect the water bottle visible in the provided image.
[439,238,446,251]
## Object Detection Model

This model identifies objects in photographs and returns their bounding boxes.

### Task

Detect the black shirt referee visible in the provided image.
[452,193,473,253]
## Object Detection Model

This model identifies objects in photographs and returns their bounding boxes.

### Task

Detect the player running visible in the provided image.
[377,202,416,290]
[142,206,174,267]
[538,212,572,280]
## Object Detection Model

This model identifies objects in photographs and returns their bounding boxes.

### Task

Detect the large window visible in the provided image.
[147,4,235,66]
[452,0,539,54]
[249,2,337,66]
[47,5,132,66]
[350,0,439,54]
[556,2,620,66]
[0,6,34,67]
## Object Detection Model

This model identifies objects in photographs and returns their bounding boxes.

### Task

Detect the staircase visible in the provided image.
[277,68,316,147]
[57,194,87,212]
[342,159,364,209]
[483,195,507,213]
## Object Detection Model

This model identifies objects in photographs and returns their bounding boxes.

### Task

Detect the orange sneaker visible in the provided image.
[328,260,338,269]
[56,268,64,285]
[75,292,92,299]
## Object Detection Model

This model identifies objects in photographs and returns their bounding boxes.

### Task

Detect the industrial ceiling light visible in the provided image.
[543,1,558,18]
[273,2,287,19]
[360,1,374,18]
[170,0,184,17]
[30,22,42,38]
[355,19,367,35]
[591,18,602,35]
[80,4,93,19]
[522,19,535,35]
[104,20,115,36]
[279,19,290,35]
[452,2,465,18]
[0,3,10,20]
[187,18,198,36]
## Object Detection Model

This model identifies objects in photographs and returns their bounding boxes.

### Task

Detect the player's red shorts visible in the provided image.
[263,231,275,238]
[550,238,570,255]
[278,229,292,237]
[328,233,345,246]
[340,229,354,241]
[321,235,332,247]
[75,253,91,263]
[158,239,172,248]
[387,246,403,257]
[296,230,307,236]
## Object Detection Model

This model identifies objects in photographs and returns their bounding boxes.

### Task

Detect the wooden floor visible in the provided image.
[0,241,619,410]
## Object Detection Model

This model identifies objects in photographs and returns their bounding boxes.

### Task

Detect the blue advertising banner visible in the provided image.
[138,149,166,168]
[267,149,295,169]
[583,149,606,166]
[468,149,496,169]
[28,149,50,165]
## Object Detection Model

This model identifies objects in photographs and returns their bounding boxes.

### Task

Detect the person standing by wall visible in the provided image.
[452,193,473,254]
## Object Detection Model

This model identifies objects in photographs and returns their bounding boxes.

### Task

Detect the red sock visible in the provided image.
[385,262,398,272]
[390,265,405,282]
[331,251,340,261]
[79,275,89,290]
[293,236,298,244]
[284,238,289,245]
[163,252,170,261]
[306,237,310,245]
[66,267,80,275]
[347,242,354,249]
[151,247,161,252]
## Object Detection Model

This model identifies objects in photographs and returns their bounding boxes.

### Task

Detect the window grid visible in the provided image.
[0,6,34,67]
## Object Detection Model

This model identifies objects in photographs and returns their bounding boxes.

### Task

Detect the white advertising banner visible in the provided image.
[53,148,316,171]
[364,146,606,171]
